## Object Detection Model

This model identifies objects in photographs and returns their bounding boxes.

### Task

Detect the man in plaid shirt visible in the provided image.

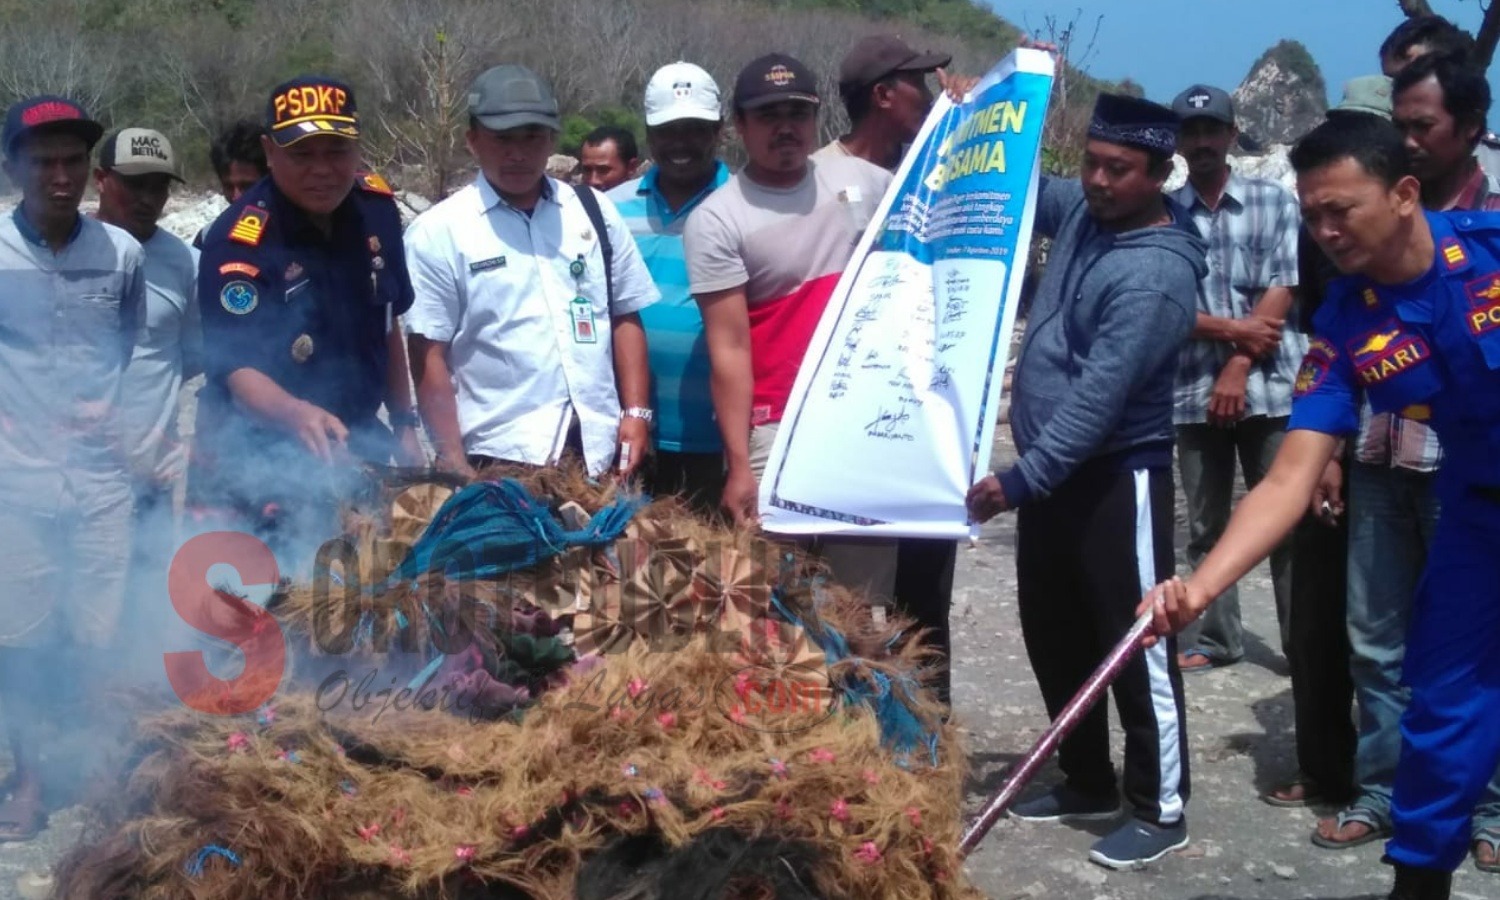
[1309,48,1500,875]
[1169,84,1306,673]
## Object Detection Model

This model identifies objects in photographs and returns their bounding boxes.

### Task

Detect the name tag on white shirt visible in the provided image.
[571,296,597,344]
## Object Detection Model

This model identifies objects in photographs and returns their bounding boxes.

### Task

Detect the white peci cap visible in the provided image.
[644,62,722,127]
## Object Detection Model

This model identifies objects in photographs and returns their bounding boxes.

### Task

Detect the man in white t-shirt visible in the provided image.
[685,52,898,601]
[405,65,659,480]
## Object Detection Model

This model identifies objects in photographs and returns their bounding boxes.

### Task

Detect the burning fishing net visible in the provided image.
[53,464,979,899]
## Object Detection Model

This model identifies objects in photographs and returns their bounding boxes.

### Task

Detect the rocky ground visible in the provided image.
[1,429,1492,899]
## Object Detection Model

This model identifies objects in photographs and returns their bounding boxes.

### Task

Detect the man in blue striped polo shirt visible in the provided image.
[609,62,731,513]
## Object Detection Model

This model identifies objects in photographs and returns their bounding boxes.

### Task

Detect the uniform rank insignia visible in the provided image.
[359,172,394,196]
[1362,287,1379,309]
[220,280,259,315]
[219,261,261,279]
[229,209,268,246]
[1441,237,1467,269]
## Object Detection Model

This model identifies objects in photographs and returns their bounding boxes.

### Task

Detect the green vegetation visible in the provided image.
[0,0,1144,192]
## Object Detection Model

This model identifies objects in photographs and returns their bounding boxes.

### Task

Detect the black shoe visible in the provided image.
[1008,784,1120,823]
[1388,863,1452,900]
[1089,817,1190,869]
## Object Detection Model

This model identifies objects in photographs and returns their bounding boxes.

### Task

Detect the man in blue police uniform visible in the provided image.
[194,75,422,565]
[1145,114,1500,899]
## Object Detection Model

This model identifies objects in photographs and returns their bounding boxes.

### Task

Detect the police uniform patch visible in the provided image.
[219,261,261,278]
[229,209,268,246]
[359,172,393,196]
[1350,324,1431,386]
[220,280,259,315]
[1463,271,1500,336]
[1293,338,1336,398]
[1441,237,1467,269]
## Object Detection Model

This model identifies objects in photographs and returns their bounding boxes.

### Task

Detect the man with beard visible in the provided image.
[1168,84,1305,675]
[1144,112,1500,900]
[0,95,144,841]
[1306,49,1500,873]
[686,53,898,600]
[966,93,1206,868]
[609,62,729,513]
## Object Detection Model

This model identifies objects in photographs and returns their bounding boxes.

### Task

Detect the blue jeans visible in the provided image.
[1346,463,1500,839]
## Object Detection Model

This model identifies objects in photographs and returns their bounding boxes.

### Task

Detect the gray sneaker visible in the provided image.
[1089,817,1189,869]
[1008,784,1121,823]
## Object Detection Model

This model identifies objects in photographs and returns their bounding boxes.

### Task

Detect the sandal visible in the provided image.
[1178,648,1228,675]
[1262,777,1325,808]
[0,794,47,843]
[1474,827,1500,874]
[1310,806,1390,850]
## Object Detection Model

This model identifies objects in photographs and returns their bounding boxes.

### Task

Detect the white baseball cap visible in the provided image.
[644,62,722,127]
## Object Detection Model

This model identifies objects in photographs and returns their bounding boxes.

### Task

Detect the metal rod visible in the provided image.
[958,610,1157,858]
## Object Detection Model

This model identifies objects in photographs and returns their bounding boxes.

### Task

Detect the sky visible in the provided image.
[988,0,1494,107]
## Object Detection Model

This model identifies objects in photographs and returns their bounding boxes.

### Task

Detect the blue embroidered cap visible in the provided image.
[1088,92,1180,156]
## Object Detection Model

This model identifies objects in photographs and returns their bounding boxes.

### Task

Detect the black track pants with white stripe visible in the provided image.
[1016,463,1190,826]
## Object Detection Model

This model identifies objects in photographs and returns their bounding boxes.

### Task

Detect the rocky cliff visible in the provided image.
[1231,40,1328,145]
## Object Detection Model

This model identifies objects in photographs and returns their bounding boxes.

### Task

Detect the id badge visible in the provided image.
[571,296,598,344]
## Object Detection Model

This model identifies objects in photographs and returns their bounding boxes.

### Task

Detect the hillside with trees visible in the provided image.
[0,0,1130,197]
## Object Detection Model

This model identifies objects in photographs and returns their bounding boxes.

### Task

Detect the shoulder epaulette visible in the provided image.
[357,172,394,197]
[228,208,269,247]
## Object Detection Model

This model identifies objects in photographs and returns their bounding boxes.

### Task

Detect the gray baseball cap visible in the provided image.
[1331,75,1394,120]
[467,65,561,132]
[1172,84,1235,125]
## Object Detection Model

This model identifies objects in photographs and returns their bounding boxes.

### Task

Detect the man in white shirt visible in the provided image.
[94,126,202,662]
[405,65,659,480]
[97,128,202,498]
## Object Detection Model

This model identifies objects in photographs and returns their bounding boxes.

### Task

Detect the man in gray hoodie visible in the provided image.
[968,92,1207,869]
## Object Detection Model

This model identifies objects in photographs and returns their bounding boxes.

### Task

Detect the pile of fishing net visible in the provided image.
[53,465,979,899]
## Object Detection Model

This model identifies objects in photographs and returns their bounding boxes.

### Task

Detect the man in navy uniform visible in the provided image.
[1146,114,1500,900]
[194,75,422,566]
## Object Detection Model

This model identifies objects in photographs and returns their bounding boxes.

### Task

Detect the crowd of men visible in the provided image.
[0,12,1497,900]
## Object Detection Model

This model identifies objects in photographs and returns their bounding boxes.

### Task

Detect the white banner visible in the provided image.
[759,49,1055,538]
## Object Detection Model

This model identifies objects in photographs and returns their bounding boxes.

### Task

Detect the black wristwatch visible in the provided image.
[389,409,421,429]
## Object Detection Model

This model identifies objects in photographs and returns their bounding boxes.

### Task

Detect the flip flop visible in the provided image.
[1310,806,1390,850]
[1262,777,1325,808]
[0,794,47,843]
[1473,827,1500,874]
[1178,649,1227,675]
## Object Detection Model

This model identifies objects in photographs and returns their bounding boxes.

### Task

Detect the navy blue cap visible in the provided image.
[733,53,820,111]
[3,95,104,157]
[265,76,359,147]
[1089,93,1180,156]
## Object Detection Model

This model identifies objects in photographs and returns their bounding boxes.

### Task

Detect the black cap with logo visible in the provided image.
[733,53,820,112]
